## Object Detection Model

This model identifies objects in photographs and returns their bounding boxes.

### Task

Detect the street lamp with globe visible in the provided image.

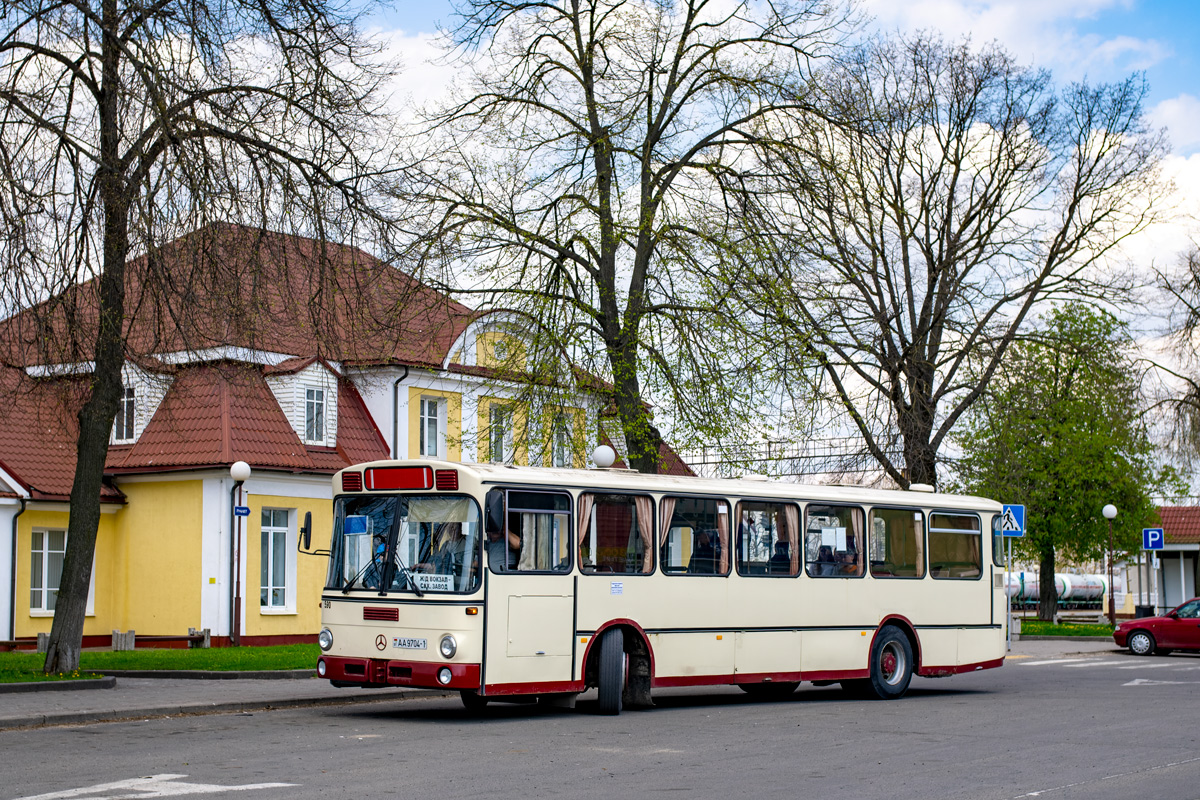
[1103,504,1118,625]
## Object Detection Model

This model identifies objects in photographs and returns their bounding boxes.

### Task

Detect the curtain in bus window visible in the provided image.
[659,497,729,575]
[635,496,654,573]
[717,504,730,574]
[577,493,594,569]
[785,504,800,575]
[658,497,677,550]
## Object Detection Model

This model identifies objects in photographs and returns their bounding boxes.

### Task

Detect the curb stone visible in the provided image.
[0,676,117,694]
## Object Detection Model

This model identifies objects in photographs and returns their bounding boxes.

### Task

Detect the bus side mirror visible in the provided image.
[485,491,504,536]
[300,511,313,551]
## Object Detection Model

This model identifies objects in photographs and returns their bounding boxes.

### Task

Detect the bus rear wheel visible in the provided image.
[597,627,625,715]
[867,626,914,700]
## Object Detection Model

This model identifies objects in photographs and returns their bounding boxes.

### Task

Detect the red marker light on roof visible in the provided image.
[364,466,434,490]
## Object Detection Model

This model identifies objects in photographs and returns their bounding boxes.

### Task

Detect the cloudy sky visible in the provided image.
[371,0,1200,283]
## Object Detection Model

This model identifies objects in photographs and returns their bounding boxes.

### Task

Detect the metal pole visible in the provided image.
[1107,518,1115,626]
[1006,537,1012,651]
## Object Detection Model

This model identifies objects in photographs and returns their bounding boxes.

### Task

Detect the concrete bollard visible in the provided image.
[36,632,48,654]
[111,629,136,651]
[188,627,211,649]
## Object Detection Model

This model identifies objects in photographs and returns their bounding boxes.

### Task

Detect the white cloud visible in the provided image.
[372,27,459,112]
[1151,94,1200,155]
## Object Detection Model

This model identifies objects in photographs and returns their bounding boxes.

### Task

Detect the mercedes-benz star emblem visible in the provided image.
[375,634,387,651]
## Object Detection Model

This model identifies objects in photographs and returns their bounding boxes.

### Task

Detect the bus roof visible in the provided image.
[337,460,1002,513]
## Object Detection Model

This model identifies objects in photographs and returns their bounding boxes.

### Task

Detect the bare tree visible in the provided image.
[0,0,401,672]
[746,34,1170,488]
[399,0,855,472]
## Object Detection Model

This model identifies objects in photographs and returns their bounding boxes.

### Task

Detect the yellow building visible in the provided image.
[0,225,609,646]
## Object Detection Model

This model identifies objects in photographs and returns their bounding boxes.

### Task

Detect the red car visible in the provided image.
[1114,598,1200,655]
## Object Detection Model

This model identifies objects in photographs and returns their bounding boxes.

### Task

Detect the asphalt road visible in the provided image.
[3,649,1199,800]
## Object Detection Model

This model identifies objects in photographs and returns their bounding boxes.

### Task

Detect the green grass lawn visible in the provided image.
[0,644,319,684]
[1018,618,1115,637]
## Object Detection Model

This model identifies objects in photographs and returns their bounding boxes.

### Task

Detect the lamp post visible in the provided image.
[230,461,251,646]
[1102,504,1118,626]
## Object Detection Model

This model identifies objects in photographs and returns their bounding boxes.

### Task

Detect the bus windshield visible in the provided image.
[328,495,481,594]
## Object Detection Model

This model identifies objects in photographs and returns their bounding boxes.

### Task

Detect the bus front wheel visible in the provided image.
[597,627,626,715]
[867,626,914,700]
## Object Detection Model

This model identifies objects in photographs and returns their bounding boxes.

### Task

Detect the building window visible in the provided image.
[113,386,135,441]
[551,414,572,468]
[261,509,290,609]
[420,397,441,457]
[489,404,513,464]
[305,388,325,442]
[30,529,66,612]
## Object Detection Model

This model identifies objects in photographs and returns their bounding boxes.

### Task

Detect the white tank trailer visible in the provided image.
[1004,573,1124,609]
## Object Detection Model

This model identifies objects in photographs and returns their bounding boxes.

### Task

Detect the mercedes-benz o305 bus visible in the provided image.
[315,459,1006,714]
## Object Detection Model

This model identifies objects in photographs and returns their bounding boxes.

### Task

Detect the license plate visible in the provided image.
[393,637,427,650]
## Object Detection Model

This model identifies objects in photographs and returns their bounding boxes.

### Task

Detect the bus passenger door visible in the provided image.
[482,490,576,692]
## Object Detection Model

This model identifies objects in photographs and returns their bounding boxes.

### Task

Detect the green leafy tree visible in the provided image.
[954,304,1179,620]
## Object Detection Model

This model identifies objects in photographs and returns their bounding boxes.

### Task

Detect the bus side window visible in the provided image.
[805,505,864,578]
[494,491,571,573]
[578,493,653,574]
[869,508,925,579]
[659,496,730,576]
[735,501,799,576]
[929,513,981,578]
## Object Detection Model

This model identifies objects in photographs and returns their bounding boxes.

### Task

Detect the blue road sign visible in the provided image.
[234,506,250,517]
[1143,527,1164,550]
[1001,504,1026,537]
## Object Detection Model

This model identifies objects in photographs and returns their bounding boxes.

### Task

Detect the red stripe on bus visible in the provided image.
[917,657,1004,677]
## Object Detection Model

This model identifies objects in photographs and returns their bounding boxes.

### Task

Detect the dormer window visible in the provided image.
[305,388,325,442]
[113,386,136,442]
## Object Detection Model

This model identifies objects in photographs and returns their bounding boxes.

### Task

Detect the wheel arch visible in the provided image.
[582,619,654,688]
[874,614,921,671]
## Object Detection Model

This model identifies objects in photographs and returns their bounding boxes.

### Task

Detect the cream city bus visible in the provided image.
[314,458,1006,714]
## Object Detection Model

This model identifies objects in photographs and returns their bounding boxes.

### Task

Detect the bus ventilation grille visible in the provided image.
[342,472,362,492]
[435,469,458,490]
[363,607,399,621]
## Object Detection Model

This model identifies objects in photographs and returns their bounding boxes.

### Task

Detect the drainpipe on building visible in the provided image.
[8,498,26,642]
[392,367,409,459]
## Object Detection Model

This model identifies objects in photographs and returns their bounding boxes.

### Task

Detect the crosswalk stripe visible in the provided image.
[1117,662,1175,669]
[1062,660,1130,667]
[1018,658,1093,666]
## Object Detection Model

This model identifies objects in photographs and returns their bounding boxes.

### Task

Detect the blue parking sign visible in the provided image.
[1143,527,1164,550]
[1001,504,1025,537]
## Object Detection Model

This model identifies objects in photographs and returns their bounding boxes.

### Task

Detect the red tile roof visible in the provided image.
[105,363,389,474]
[0,369,125,503]
[1158,506,1200,545]
[0,223,476,370]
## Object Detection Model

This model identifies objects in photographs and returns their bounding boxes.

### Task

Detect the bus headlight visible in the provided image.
[437,667,453,685]
[318,628,334,651]
[317,658,327,677]
[439,634,457,659]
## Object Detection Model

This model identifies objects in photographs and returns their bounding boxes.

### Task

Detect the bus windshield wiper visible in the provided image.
[393,554,424,598]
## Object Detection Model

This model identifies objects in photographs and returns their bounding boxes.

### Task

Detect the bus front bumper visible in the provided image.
[318,655,481,690]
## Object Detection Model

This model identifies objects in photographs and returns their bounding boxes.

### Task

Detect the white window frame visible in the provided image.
[304,387,325,444]
[489,404,514,464]
[30,528,95,617]
[260,508,296,614]
[112,385,136,443]
[419,396,442,458]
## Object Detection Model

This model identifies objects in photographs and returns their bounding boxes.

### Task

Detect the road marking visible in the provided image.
[1061,660,1129,668]
[1116,662,1175,669]
[1017,658,1094,666]
[16,774,297,799]
[1123,678,1200,686]
[1013,755,1200,797]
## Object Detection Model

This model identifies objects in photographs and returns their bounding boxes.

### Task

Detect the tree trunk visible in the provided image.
[606,336,661,474]
[1037,548,1058,622]
[43,0,128,673]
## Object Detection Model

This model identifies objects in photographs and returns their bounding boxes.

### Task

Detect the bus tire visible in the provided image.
[868,626,914,700]
[460,690,489,711]
[597,627,625,715]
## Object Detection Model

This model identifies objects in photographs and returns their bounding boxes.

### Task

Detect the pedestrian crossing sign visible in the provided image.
[1001,504,1025,537]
